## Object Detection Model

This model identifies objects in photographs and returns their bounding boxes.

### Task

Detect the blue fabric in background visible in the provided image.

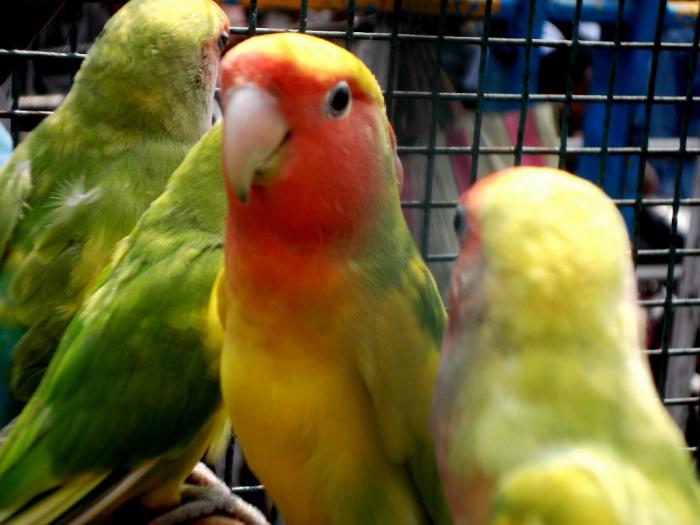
[0,125,11,169]
[650,25,700,199]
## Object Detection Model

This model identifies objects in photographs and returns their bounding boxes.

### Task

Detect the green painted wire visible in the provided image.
[345,0,357,51]
[248,0,258,35]
[69,0,80,54]
[632,0,668,266]
[469,0,495,184]
[598,0,627,187]
[514,0,537,167]
[299,0,308,33]
[10,65,21,146]
[656,4,700,397]
[419,0,448,260]
[384,0,402,121]
[557,0,583,170]
[395,144,700,155]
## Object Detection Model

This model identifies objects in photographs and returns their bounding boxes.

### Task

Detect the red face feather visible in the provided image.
[219,36,400,297]
[222,51,388,247]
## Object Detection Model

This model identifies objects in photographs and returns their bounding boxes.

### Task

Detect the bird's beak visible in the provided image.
[222,84,289,203]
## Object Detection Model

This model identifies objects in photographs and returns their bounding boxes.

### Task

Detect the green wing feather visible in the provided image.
[356,220,451,525]
[0,155,32,260]
[0,124,227,524]
[1,129,192,402]
[0,0,224,404]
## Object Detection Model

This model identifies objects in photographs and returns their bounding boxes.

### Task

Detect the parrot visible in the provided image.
[215,33,452,525]
[0,122,267,525]
[430,166,700,525]
[0,0,230,413]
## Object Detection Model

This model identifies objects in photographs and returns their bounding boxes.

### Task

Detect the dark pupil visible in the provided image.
[331,87,350,112]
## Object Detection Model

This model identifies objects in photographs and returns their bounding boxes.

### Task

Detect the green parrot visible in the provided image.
[0,0,230,410]
[0,123,267,525]
[431,166,700,525]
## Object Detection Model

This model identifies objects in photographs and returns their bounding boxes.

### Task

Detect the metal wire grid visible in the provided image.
[233,0,700,451]
[0,0,699,484]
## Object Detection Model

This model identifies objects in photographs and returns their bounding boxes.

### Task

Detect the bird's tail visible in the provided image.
[0,472,109,525]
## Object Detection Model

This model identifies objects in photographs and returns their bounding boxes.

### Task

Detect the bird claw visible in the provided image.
[148,464,269,525]
[185,462,233,499]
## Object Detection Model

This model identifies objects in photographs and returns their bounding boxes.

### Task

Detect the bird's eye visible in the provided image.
[453,204,469,242]
[324,81,351,118]
[218,31,230,53]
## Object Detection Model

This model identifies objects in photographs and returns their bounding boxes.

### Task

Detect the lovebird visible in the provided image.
[214,33,451,525]
[0,123,267,525]
[0,0,230,410]
[431,166,700,525]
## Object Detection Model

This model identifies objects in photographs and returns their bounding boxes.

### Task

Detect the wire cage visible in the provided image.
[1,0,699,513]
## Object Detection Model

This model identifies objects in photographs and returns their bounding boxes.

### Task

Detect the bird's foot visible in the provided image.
[148,463,269,525]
